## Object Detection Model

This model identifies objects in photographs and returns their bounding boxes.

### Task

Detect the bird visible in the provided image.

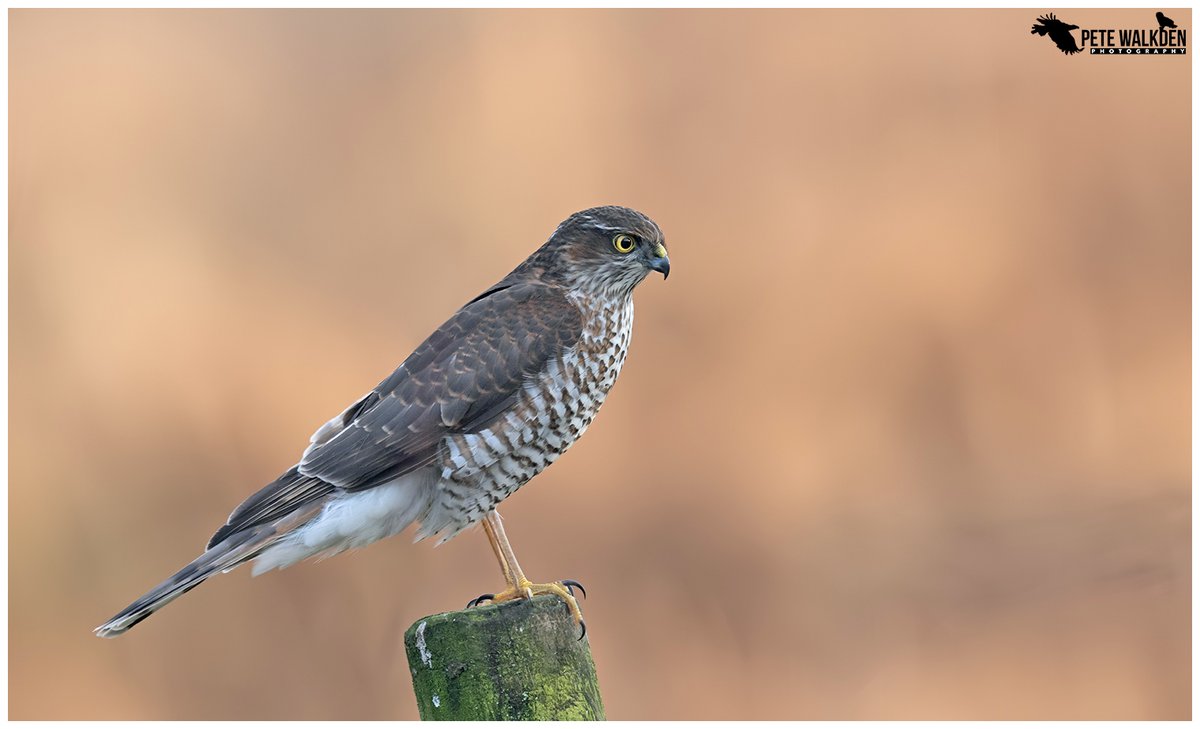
[1030,13,1081,55]
[95,205,670,639]
[1156,11,1177,29]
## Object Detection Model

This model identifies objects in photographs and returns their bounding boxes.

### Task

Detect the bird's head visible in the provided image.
[523,206,670,296]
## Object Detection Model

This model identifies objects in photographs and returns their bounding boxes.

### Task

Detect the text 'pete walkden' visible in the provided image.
[1082,27,1187,54]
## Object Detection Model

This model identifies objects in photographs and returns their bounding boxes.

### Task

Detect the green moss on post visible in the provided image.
[403,595,605,720]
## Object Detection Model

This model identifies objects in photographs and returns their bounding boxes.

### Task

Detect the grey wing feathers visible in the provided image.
[300,281,582,491]
[208,467,332,549]
[208,282,581,546]
[205,392,381,548]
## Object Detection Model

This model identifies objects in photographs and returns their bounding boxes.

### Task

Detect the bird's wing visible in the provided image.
[208,467,332,548]
[296,281,584,491]
[1050,29,1080,53]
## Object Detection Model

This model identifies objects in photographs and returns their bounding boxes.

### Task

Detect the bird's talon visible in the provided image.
[469,579,585,634]
[466,593,494,608]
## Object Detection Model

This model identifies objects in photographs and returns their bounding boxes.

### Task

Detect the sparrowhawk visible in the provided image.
[96,205,669,638]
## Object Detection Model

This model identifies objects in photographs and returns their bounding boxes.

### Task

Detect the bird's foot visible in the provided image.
[466,579,587,639]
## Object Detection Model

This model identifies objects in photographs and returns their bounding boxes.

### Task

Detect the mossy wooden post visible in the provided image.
[403,595,605,720]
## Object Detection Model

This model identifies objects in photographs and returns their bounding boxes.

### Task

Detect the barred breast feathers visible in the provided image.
[413,290,636,542]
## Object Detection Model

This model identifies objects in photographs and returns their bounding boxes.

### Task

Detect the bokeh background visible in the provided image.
[9,8,1191,720]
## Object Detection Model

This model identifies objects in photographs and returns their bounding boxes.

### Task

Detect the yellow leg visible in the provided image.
[482,512,519,587]
[469,510,586,633]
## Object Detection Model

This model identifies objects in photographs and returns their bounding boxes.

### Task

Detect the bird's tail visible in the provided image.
[93,527,274,638]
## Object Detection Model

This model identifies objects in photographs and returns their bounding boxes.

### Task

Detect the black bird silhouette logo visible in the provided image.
[1156,11,1177,29]
[1031,12,1081,55]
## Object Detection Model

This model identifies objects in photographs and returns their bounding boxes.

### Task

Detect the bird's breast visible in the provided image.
[515,293,634,454]
[424,295,636,537]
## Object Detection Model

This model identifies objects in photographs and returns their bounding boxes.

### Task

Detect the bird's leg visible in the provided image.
[483,512,519,587]
[484,510,531,590]
[465,513,520,608]
[466,510,586,636]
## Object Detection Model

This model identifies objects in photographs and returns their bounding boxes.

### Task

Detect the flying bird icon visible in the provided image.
[1031,13,1082,55]
[1156,11,1177,29]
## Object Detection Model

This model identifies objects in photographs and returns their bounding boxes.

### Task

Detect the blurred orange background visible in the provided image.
[9,8,1191,720]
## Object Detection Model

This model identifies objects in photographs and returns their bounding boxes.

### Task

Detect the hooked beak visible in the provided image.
[648,242,671,280]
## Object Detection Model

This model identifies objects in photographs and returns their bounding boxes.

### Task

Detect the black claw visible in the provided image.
[466,593,494,608]
[562,579,586,599]
[578,620,587,642]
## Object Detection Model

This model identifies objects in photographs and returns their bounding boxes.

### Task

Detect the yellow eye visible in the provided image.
[612,234,636,254]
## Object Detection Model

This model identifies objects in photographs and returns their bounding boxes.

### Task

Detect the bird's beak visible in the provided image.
[648,242,670,280]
